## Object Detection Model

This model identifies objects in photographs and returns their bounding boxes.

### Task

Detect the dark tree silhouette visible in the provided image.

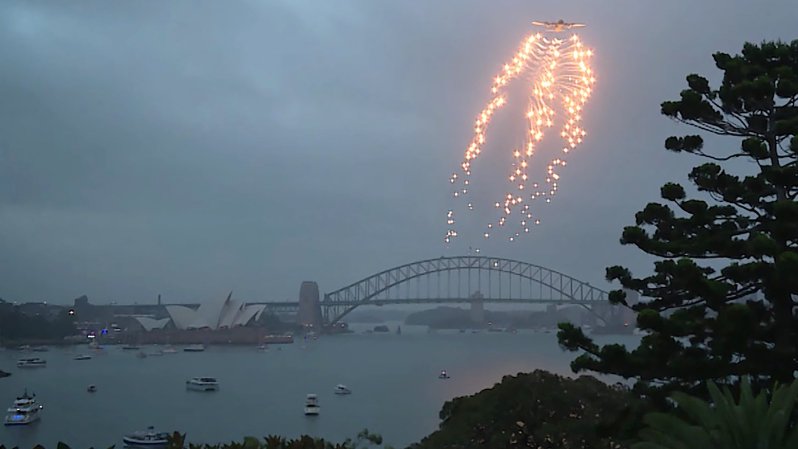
[559,40,798,399]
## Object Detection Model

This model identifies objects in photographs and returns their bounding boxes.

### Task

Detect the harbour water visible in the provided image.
[0,324,638,448]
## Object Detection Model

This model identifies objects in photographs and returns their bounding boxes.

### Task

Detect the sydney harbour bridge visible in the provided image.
[253,256,611,326]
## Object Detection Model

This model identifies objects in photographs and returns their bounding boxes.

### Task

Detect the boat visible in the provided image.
[373,325,390,333]
[122,344,140,350]
[304,394,320,415]
[122,426,170,448]
[17,358,46,368]
[161,346,178,354]
[257,344,269,351]
[262,334,294,344]
[334,384,351,395]
[186,377,219,391]
[0,370,10,378]
[4,390,43,425]
[74,354,92,361]
[438,369,451,379]
[183,344,205,352]
[30,346,49,352]
[87,385,97,393]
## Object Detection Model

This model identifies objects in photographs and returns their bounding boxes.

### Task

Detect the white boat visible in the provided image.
[17,358,46,368]
[334,384,352,395]
[74,354,92,361]
[438,369,451,379]
[4,390,43,425]
[122,426,170,448]
[304,394,320,415]
[183,344,205,352]
[186,377,219,391]
[161,346,178,354]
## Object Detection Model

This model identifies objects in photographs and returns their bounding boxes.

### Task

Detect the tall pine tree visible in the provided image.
[558,40,798,399]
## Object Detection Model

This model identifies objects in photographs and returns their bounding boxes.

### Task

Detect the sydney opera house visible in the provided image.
[133,293,266,331]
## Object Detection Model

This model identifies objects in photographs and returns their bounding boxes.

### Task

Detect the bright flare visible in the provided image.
[444,30,595,244]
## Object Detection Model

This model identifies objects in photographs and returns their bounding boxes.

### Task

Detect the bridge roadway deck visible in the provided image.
[251,297,605,310]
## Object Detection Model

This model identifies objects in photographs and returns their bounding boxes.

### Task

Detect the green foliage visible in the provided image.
[633,378,798,449]
[409,370,645,449]
[558,40,798,400]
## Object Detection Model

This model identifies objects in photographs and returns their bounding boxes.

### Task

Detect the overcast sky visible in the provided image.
[1,1,795,305]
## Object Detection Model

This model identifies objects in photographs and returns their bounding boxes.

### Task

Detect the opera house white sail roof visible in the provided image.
[135,292,266,331]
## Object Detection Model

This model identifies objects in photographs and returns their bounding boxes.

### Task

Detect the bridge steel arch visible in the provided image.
[322,256,608,324]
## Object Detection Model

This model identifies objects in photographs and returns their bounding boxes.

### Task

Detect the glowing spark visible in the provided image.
[445,26,595,243]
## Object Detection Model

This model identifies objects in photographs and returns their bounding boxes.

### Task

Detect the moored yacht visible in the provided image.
[304,394,320,415]
[74,354,92,361]
[122,426,170,448]
[438,369,451,379]
[4,390,42,425]
[183,344,205,352]
[334,384,351,395]
[17,358,46,368]
[186,377,219,391]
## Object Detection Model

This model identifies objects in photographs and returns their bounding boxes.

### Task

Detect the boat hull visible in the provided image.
[122,437,168,448]
[304,407,320,416]
[186,383,218,392]
[4,414,40,425]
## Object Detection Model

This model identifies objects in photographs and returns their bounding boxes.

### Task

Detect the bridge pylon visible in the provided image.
[469,291,485,324]
[297,281,323,330]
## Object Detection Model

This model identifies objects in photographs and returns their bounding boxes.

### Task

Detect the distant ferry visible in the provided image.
[304,394,320,416]
[122,426,169,448]
[17,358,46,368]
[183,344,205,352]
[186,377,219,392]
[262,335,294,344]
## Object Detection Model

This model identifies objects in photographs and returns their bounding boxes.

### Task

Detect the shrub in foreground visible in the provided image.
[409,369,644,449]
[634,378,798,449]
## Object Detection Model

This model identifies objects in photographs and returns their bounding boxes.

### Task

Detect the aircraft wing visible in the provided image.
[568,23,586,28]
[531,21,550,26]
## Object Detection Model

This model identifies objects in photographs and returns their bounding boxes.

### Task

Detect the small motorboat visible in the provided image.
[3,389,43,425]
[121,345,140,350]
[87,385,97,393]
[183,344,205,352]
[334,384,351,395]
[304,394,320,415]
[257,344,269,351]
[0,370,11,378]
[161,346,178,354]
[122,426,170,448]
[30,346,49,352]
[17,358,47,368]
[186,377,219,392]
[74,354,92,361]
[438,370,451,379]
